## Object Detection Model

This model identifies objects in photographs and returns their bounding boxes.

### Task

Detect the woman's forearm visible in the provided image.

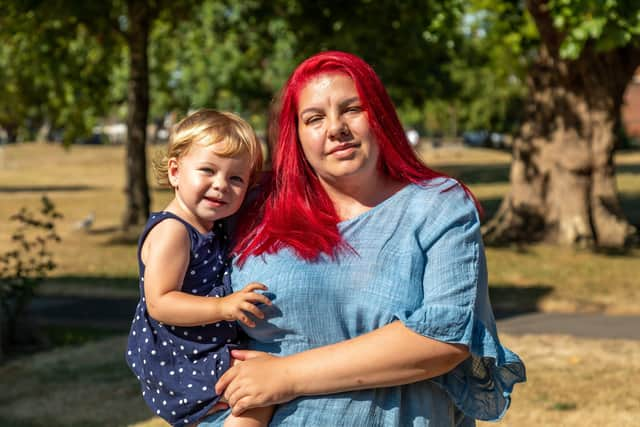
[217,320,470,415]
[287,321,469,396]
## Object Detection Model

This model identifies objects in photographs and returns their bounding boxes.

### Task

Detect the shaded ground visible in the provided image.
[28,294,640,340]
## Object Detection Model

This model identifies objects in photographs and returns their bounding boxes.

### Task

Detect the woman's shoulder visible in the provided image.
[408,177,477,215]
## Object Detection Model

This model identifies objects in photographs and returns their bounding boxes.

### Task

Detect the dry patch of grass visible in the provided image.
[0,333,637,426]
[0,336,151,427]
[1,142,639,314]
[479,333,640,427]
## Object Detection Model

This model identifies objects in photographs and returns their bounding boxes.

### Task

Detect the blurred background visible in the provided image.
[0,1,639,426]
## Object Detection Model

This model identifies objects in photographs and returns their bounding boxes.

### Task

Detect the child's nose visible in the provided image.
[211,177,228,191]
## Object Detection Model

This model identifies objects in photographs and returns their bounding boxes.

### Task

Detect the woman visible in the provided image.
[203,51,525,426]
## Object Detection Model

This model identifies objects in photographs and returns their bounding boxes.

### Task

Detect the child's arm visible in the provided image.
[223,406,274,427]
[142,219,271,327]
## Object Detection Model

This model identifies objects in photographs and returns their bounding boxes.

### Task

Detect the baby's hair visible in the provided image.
[154,109,263,187]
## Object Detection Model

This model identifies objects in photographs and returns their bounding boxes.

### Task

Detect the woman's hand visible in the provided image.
[215,350,298,416]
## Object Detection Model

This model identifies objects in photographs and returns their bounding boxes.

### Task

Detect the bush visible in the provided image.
[0,196,62,361]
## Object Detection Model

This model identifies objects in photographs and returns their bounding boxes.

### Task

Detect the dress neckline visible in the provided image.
[337,183,416,227]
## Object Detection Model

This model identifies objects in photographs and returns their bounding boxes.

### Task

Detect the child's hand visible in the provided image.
[220,283,271,327]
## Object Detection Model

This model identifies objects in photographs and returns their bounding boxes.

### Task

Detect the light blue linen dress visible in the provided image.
[200,178,526,426]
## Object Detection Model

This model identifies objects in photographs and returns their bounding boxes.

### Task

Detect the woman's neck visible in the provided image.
[319,173,406,221]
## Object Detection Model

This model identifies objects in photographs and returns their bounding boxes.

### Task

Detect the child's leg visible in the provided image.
[222,406,274,427]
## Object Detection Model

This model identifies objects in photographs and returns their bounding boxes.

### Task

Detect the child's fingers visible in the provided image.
[244,292,272,306]
[241,282,268,293]
[240,302,264,320]
[238,314,256,328]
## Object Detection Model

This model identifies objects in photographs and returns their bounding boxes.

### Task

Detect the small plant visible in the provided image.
[0,195,62,360]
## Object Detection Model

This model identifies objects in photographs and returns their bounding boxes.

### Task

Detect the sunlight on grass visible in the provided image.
[1,142,639,314]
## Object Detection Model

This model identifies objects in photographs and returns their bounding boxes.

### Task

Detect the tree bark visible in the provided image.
[122,0,151,229]
[483,0,639,248]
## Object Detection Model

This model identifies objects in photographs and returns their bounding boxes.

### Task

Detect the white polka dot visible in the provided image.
[202,278,207,283]
[163,400,167,406]
[162,341,167,346]
[156,409,160,415]
[132,331,136,336]
[184,331,189,336]
[193,349,198,354]
[159,381,163,386]
[202,386,207,391]
[190,270,196,275]
[172,411,176,415]
[187,384,192,388]
[179,368,183,373]
[160,361,166,366]
[151,350,156,355]
[128,350,132,356]
[142,327,147,332]
[197,336,202,340]
[132,363,136,368]
[169,371,175,376]
[192,370,197,375]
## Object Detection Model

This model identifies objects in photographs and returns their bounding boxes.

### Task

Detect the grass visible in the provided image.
[1,142,639,312]
[0,333,638,427]
[1,142,639,426]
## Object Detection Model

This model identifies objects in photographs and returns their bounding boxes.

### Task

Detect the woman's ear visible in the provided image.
[168,157,180,188]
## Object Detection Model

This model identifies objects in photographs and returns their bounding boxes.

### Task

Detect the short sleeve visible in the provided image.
[393,183,526,421]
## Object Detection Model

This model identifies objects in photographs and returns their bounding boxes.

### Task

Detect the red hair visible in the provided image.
[236,51,478,262]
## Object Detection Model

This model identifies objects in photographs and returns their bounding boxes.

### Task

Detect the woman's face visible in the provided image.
[296,73,379,188]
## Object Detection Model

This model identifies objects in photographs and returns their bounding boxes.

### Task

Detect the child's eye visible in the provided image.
[199,168,214,174]
[230,176,245,184]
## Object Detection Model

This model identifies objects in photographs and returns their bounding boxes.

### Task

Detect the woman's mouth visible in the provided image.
[328,143,359,157]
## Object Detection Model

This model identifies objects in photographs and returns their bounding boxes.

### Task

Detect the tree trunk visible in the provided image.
[122,0,151,229]
[483,0,639,248]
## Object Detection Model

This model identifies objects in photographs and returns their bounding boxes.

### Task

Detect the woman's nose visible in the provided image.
[327,116,350,140]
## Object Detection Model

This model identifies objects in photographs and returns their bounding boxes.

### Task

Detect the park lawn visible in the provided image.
[0,142,639,311]
[0,332,638,427]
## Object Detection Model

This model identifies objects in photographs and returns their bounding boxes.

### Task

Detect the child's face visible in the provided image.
[168,142,251,230]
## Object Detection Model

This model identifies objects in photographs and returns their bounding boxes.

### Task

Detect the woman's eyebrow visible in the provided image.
[299,97,361,117]
[338,97,360,109]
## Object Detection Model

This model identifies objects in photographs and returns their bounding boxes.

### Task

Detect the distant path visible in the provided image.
[29,296,640,340]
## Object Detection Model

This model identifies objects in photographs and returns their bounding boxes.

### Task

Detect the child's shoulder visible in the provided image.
[143,213,191,247]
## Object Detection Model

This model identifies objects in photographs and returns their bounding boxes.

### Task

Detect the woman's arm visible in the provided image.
[143,219,270,327]
[216,320,469,415]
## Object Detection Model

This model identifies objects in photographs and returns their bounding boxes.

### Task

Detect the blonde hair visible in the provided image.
[154,109,263,188]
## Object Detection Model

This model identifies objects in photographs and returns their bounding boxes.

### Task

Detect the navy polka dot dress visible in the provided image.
[126,212,239,426]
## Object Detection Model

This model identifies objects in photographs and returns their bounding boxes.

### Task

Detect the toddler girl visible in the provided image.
[126,110,273,426]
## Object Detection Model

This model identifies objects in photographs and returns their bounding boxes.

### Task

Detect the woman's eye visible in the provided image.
[346,106,362,113]
[305,115,322,124]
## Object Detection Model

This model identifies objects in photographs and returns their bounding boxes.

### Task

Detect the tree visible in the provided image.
[0,3,116,143]
[482,0,640,247]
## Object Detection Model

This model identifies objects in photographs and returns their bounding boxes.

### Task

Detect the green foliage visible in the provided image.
[0,2,119,143]
[548,0,640,59]
[0,196,62,352]
[147,0,296,130]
